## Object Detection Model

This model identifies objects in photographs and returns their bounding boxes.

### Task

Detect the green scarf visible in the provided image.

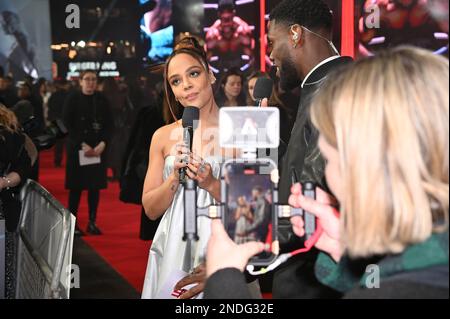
[315,230,449,293]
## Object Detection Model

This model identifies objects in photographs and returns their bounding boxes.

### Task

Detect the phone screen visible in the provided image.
[223,160,277,265]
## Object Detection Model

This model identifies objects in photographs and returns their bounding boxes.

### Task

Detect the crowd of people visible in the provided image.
[1,0,448,300]
[0,68,154,236]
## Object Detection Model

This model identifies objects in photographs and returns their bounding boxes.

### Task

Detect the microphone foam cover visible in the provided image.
[182,106,200,128]
[253,77,274,100]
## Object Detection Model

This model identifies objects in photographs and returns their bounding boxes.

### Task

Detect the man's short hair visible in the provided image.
[218,0,235,13]
[270,0,333,32]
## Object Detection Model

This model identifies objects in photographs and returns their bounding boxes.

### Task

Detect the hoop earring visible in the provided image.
[292,33,299,48]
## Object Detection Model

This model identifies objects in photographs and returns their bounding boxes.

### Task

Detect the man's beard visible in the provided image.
[279,56,301,92]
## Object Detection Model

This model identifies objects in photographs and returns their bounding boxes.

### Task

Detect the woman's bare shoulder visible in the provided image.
[153,121,182,141]
[151,121,183,156]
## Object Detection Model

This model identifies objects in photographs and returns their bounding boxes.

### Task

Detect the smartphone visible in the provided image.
[221,158,278,266]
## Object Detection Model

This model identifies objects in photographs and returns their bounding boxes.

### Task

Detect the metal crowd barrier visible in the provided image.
[0,207,5,299]
[15,180,74,299]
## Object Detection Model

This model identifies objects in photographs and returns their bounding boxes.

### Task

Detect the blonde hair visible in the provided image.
[311,46,449,258]
[0,103,20,137]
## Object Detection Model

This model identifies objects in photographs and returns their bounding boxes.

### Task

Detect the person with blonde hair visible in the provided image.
[1,104,32,298]
[204,46,449,299]
[0,104,31,223]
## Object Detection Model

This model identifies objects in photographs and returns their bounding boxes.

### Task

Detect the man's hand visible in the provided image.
[174,264,206,299]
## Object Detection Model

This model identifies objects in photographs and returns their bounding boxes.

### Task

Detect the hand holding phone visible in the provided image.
[288,184,342,262]
[206,220,266,278]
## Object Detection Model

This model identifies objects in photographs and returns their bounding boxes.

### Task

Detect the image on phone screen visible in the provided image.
[223,161,276,264]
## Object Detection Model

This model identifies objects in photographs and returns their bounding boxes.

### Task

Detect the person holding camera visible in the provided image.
[204,47,449,299]
[47,78,70,167]
[16,81,44,182]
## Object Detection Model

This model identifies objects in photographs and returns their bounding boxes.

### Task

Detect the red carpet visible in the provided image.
[38,150,150,294]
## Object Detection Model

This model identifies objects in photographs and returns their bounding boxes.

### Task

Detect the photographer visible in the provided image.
[16,81,44,181]
[204,47,449,299]
[47,78,69,167]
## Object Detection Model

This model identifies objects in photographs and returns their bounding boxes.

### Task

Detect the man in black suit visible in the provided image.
[264,0,353,299]
[205,0,353,299]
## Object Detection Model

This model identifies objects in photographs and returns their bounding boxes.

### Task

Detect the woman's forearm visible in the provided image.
[142,173,180,220]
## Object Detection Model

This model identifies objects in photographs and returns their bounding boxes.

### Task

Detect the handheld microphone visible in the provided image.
[179,106,199,183]
[181,107,200,247]
[253,77,274,107]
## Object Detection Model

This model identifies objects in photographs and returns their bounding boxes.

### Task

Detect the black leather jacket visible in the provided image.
[278,56,354,202]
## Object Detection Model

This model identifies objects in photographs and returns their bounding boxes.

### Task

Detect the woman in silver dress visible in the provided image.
[141,37,234,299]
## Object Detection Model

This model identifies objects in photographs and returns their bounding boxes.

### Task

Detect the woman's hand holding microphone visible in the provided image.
[173,143,216,192]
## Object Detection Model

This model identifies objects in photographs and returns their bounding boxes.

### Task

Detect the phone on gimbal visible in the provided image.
[214,107,315,266]
[221,158,279,266]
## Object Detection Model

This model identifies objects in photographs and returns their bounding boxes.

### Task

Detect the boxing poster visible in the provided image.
[0,0,52,80]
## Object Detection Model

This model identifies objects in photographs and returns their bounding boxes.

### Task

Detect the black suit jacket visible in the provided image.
[274,56,353,299]
[278,56,354,202]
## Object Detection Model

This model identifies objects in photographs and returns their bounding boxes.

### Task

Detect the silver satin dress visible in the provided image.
[141,155,222,299]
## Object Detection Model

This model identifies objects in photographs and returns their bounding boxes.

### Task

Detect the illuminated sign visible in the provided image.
[66,61,120,78]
